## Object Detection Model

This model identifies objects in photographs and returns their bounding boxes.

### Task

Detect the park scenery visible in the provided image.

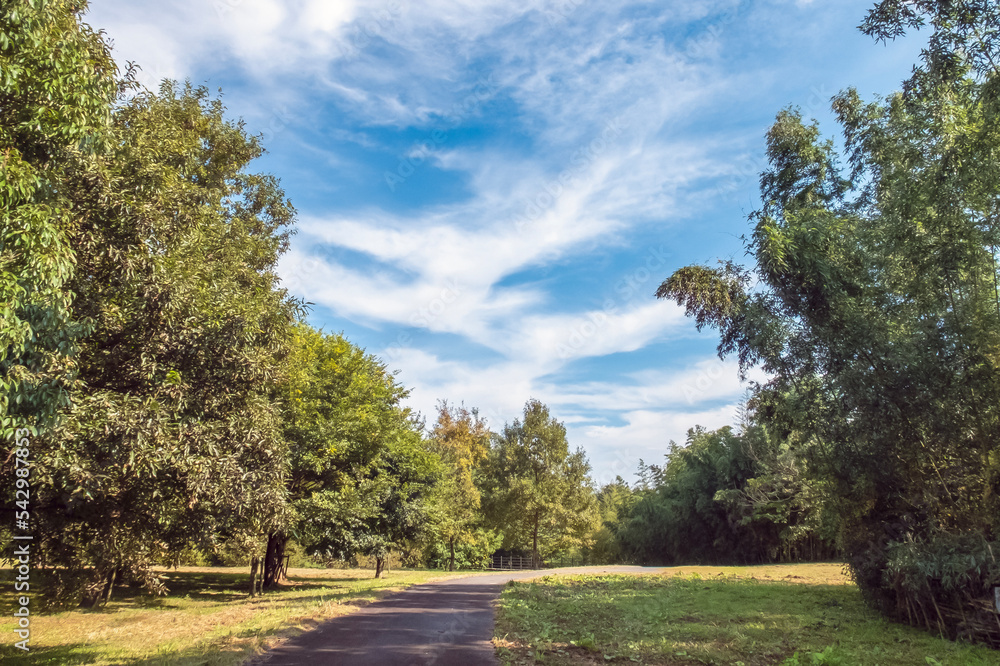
[3,0,1000,664]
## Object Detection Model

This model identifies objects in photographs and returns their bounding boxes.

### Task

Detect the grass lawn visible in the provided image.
[0,565,472,665]
[494,563,1000,665]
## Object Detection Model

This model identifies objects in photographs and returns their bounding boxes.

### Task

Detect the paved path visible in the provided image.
[254,566,663,666]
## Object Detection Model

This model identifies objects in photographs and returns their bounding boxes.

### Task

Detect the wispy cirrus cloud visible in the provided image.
[84,0,916,479]
[258,0,760,478]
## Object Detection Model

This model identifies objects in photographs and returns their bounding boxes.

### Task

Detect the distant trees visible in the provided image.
[8,2,839,610]
[481,399,599,565]
[424,401,494,571]
[619,427,754,565]
[583,477,637,564]
[615,423,835,566]
[349,426,439,579]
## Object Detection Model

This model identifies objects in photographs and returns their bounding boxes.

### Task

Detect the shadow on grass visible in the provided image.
[127,573,402,610]
[0,568,402,616]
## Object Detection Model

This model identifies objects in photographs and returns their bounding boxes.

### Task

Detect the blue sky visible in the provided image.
[86,0,922,484]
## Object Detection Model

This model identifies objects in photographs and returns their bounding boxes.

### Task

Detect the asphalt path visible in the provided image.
[254,566,663,666]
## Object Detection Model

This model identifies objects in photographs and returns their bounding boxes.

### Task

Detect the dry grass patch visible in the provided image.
[650,563,851,586]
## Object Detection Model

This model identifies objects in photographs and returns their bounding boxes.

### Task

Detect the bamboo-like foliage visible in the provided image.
[657,2,1000,644]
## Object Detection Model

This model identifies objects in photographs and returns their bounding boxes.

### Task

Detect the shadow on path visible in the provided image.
[253,566,662,666]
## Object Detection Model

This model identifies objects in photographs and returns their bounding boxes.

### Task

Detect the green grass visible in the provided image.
[493,564,1000,666]
[0,566,473,665]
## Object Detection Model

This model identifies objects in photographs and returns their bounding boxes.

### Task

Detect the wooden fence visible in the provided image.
[487,555,586,570]
[488,555,539,570]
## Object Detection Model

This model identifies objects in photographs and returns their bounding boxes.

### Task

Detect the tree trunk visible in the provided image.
[89,566,113,608]
[375,556,385,579]
[89,587,103,608]
[249,556,260,597]
[448,536,456,572]
[532,511,540,567]
[104,567,117,604]
[263,532,288,589]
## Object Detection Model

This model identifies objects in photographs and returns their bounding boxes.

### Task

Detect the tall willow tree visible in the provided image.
[35,82,301,605]
[658,1,1000,642]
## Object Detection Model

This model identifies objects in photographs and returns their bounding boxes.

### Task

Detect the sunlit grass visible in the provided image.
[494,563,1000,665]
[0,566,472,665]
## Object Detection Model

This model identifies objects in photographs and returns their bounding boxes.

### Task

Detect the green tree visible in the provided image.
[424,401,492,570]
[277,325,437,580]
[584,476,637,564]
[481,399,598,565]
[712,400,838,563]
[657,2,1000,636]
[861,0,1000,81]
[618,427,758,565]
[615,422,835,566]
[0,0,118,441]
[33,82,300,605]
[350,426,439,578]
[295,424,438,580]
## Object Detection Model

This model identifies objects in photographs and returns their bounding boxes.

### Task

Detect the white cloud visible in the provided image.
[254,1,759,475]
[549,359,767,413]
[281,236,691,366]
[513,302,689,365]
[379,348,540,428]
[84,0,811,482]
[379,345,760,483]
[573,404,743,485]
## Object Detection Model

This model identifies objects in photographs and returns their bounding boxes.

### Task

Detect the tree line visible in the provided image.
[0,0,604,606]
[5,0,1000,649]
